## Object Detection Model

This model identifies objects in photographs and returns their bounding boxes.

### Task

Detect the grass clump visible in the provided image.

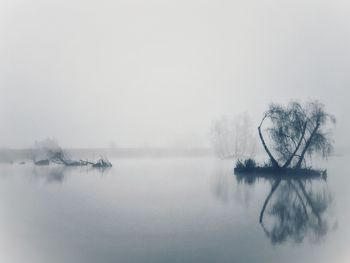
[235,158,257,169]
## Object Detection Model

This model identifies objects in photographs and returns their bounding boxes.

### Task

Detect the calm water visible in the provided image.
[0,156,349,263]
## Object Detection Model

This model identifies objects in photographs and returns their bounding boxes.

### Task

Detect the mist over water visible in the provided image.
[0,0,350,149]
[0,156,349,263]
[1,1,350,262]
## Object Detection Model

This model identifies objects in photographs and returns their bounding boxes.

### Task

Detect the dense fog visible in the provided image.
[0,0,349,150]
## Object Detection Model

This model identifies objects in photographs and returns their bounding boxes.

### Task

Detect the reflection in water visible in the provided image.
[211,163,337,245]
[236,174,336,244]
[31,165,111,184]
[32,166,66,183]
[211,163,254,206]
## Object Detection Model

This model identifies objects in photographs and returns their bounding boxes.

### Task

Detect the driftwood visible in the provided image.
[31,140,112,168]
[35,155,112,168]
[34,159,50,166]
[92,158,112,168]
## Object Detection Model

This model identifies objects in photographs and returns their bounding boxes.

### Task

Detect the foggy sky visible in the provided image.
[0,0,349,148]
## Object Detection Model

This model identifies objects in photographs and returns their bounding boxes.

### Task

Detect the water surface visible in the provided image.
[0,156,349,263]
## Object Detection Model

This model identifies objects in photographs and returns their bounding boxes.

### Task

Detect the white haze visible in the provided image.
[0,0,349,149]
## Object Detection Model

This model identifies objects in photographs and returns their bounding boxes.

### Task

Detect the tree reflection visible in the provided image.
[32,166,66,184]
[31,165,112,184]
[235,173,335,244]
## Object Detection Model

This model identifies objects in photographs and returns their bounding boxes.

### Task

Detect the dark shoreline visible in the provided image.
[234,167,327,179]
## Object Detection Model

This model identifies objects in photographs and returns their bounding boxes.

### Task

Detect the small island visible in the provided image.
[234,100,335,177]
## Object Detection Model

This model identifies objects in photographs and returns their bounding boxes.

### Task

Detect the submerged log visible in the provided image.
[92,158,112,168]
[35,159,50,166]
[64,160,88,166]
[34,155,112,168]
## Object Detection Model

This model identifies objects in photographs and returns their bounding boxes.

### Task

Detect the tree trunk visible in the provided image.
[282,122,307,168]
[297,181,321,222]
[258,125,280,168]
[295,122,320,168]
[259,179,281,223]
[289,181,309,219]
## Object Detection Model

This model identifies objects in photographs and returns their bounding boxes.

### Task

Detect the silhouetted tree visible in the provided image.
[259,100,335,169]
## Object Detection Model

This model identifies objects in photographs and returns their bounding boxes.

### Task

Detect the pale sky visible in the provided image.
[0,0,349,148]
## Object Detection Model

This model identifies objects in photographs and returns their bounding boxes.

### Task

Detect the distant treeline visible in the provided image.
[0,147,214,163]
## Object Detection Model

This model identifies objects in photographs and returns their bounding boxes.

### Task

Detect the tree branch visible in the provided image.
[258,116,280,168]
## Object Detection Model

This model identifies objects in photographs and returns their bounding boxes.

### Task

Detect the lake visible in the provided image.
[0,156,349,263]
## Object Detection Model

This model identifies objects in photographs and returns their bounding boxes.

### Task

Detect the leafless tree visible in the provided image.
[210,113,257,159]
[258,100,335,169]
[30,138,66,162]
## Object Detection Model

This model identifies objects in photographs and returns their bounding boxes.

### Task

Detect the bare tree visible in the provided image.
[258,100,335,169]
[31,138,66,163]
[210,113,257,159]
